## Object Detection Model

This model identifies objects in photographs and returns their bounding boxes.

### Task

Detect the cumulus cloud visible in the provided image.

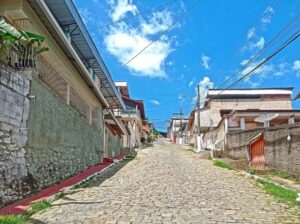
[201,54,210,70]
[193,76,214,107]
[150,100,160,105]
[104,0,177,78]
[108,0,138,22]
[240,58,294,87]
[249,37,265,51]
[141,10,173,35]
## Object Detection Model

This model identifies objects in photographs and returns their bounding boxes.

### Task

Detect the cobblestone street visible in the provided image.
[31,140,300,224]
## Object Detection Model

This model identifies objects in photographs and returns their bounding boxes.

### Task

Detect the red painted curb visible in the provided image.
[0,153,127,216]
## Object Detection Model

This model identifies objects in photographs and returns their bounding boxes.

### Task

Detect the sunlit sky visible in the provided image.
[74,0,300,131]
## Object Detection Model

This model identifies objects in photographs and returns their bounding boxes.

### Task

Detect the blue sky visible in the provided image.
[74,0,300,131]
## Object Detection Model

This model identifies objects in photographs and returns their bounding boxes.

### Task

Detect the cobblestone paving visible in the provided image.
[31,140,300,224]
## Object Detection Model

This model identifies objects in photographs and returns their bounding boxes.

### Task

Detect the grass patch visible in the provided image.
[257,179,299,206]
[213,160,232,170]
[246,167,257,175]
[53,191,66,201]
[123,155,135,161]
[273,171,290,179]
[0,215,31,224]
[208,155,212,160]
[22,200,51,218]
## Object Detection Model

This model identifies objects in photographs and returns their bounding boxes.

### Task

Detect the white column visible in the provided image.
[66,83,70,105]
[240,117,245,130]
[288,116,295,125]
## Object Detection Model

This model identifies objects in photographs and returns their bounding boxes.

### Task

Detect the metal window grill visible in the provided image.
[35,57,68,102]
[91,107,100,129]
[69,87,89,121]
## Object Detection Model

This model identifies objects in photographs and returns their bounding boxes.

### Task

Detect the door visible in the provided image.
[250,135,265,169]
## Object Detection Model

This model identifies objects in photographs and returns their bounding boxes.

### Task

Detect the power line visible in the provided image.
[217,12,300,89]
[120,0,202,69]
[225,29,300,90]
[88,0,179,31]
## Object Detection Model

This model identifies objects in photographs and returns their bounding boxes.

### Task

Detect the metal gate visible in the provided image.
[250,135,265,169]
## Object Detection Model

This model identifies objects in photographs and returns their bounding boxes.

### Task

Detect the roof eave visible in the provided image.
[37,0,109,108]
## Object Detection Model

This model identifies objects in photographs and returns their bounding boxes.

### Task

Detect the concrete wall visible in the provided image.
[25,77,104,189]
[107,130,121,158]
[0,65,31,206]
[227,123,300,176]
[207,98,292,127]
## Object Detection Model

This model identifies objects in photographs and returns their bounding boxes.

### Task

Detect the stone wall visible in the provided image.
[226,123,300,176]
[25,77,104,189]
[0,65,31,206]
[227,128,263,159]
[0,65,105,207]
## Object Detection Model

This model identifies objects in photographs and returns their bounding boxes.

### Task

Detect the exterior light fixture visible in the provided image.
[287,133,291,142]
[27,95,36,100]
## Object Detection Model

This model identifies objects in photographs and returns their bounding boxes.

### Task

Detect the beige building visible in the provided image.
[187,87,294,149]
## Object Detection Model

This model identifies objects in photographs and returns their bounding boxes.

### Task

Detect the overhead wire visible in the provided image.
[217,12,300,89]
[87,0,180,31]
[120,0,202,69]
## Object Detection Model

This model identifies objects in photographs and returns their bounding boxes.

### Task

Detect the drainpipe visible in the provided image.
[102,109,109,160]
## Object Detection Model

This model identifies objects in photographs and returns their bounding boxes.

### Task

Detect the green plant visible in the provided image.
[53,191,66,201]
[0,215,31,224]
[213,160,232,170]
[275,171,290,179]
[246,167,257,175]
[256,179,299,206]
[0,16,48,67]
[124,155,135,161]
[22,200,51,218]
[208,155,212,160]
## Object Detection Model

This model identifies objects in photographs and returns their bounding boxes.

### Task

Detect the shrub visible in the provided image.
[0,215,31,224]
[213,160,232,170]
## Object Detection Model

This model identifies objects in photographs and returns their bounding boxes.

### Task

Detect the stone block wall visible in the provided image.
[0,65,105,207]
[0,65,31,206]
[25,78,104,189]
[226,123,300,176]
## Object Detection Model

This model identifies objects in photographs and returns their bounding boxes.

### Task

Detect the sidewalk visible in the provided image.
[0,153,127,216]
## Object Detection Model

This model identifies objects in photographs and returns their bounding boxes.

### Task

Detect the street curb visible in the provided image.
[238,171,300,202]
[47,157,126,203]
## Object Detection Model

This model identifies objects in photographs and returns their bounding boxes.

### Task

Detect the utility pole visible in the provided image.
[179,107,183,145]
[197,84,202,152]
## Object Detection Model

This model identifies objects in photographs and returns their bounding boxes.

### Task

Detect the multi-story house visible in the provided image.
[115,82,146,149]
[187,87,295,150]
[0,0,125,206]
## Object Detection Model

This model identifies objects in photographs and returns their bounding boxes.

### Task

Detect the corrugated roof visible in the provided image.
[28,0,125,109]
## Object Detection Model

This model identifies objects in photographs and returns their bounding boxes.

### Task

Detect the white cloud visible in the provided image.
[104,0,176,78]
[141,10,173,35]
[293,60,300,70]
[108,0,138,22]
[247,27,256,40]
[261,6,275,27]
[150,100,160,105]
[193,76,214,107]
[293,60,300,76]
[240,59,293,87]
[188,78,195,87]
[248,37,265,51]
[201,54,210,70]
[79,8,93,24]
